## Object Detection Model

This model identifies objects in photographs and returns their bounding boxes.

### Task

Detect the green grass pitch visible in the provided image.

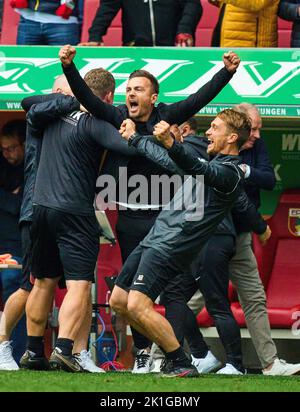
[1,370,300,392]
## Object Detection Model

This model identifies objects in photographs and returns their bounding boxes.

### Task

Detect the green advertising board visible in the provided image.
[261,128,300,215]
[0,46,299,214]
[0,46,300,118]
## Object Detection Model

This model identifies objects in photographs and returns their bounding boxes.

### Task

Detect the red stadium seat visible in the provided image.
[80,0,122,45]
[252,189,300,328]
[278,17,293,48]
[0,0,19,44]
[195,0,219,46]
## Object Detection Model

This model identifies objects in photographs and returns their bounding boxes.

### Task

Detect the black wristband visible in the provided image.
[128,132,140,146]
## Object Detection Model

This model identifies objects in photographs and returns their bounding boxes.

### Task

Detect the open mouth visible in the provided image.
[129,101,139,113]
[207,138,216,152]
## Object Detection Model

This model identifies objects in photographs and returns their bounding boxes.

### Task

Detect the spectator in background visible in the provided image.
[230,103,300,376]
[209,0,280,47]
[11,0,83,45]
[79,0,202,47]
[0,120,26,364]
[278,1,300,47]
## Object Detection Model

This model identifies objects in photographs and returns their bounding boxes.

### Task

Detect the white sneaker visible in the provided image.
[75,350,105,373]
[216,363,243,375]
[191,351,222,374]
[150,358,164,373]
[0,341,19,371]
[132,349,152,374]
[263,358,300,376]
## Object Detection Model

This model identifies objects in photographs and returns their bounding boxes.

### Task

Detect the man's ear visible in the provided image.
[181,124,190,138]
[228,133,239,145]
[104,91,114,105]
[151,93,158,105]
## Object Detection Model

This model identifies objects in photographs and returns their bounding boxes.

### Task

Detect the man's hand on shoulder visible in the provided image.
[59,44,76,67]
[223,51,240,73]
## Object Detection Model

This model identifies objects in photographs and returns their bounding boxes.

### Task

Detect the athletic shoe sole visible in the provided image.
[20,353,49,371]
[162,369,199,378]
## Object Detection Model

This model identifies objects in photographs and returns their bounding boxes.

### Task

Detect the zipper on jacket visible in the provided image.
[145,0,157,46]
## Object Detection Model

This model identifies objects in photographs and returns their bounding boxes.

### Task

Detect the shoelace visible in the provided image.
[84,351,92,360]
[74,351,95,368]
[136,353,150,368]
[73,352,83,362]
[160,358,172,372]
[0,342,14,361]
[278,359,287,365]
[81,351,94,365]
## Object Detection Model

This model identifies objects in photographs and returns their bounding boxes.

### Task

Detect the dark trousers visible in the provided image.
[116,212,157,350]
[160,234,243,371]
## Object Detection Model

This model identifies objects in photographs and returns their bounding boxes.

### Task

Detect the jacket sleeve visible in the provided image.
[246,139,276,191]
[168,141,240,192]
[278,1,299,21]
[85,117,137,157]
[62,62,123,128]
[26,96,80,130]
[223,0,274,12]
[88,0,122,42]
[231,190,267,235]
[162,67,233,126]
[130,134,186,175]
[0,188,22,216]
[21,93,61,112]
[177,1,203,36]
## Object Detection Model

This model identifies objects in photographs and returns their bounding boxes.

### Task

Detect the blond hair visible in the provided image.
[217,109,251,149]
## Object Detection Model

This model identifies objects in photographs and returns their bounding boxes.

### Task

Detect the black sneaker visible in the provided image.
[161,359,199,378]
[20,350,49,371]
[49,348,83,373]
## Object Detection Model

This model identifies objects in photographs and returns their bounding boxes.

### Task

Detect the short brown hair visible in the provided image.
[217,109,251,149]
[84,68,115,99]
[184,117,198,133]
[129,70,159,94]
[1,119,26,143]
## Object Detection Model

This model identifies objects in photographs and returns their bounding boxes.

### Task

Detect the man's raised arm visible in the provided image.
[59,45,123,128]
[162,51,240,125]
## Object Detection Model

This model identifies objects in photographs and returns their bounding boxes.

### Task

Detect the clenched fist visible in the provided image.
[59,44,76,67]
[153,121,174,149]
[119,119,136,140]
[223,51,240,73]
